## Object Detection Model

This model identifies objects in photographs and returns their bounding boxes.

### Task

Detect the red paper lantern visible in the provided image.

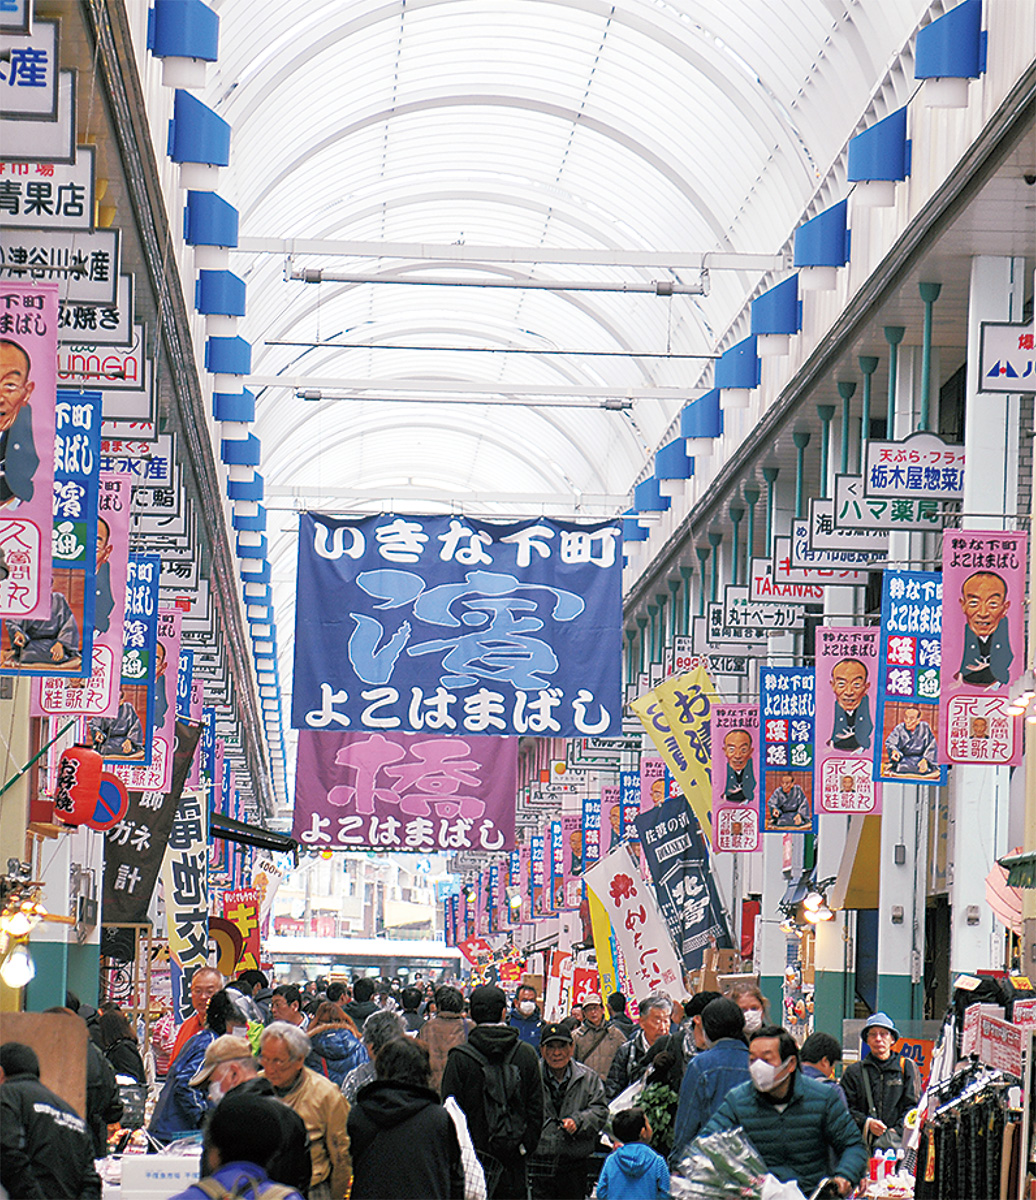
[54,745,103,826]
[87,773,130,831]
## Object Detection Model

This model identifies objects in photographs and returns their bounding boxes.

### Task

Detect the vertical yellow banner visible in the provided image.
[586,886,618,1002]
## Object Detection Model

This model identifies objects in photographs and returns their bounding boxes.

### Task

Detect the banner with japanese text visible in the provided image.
[0,281,58,621]
[114,607,181,793]
[531,832,545,914]
[161,786,210,1020]
[760,667,816,833]
[101,720,202,926]
[632,664,719,843]
[584,846,683,1000]
[815,626,882,814]
[581,796,601,871]
[634,797,732,971]
[640,756,666,810]
[292,512,622,737]
[550,819,564,910]
[615,775,635,850]
[221,888,261,973]
[941,530,1026,766]
[874,570,947,785]
[33,472,131,719]
[561,811,582,908]
[710,703,761,852]
[293,728,516,853]
[1,388,100,676]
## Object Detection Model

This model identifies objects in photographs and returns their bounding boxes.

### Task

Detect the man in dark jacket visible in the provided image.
[190,1034,312,1196]
[607,991,636,1037]
[671,998,750,1162]
[46,1004,122,1155]
[441,983,544,1200]
[400,985,425,1033]
[531,1022,608,1199]
[839,1012,919,1145]
[344,976,380,1028]
[701,1025,867,1197]
[508,983,544,1046]
[418,984,474,1093]
[605,994,671,1100]
[0,1041,103,1199]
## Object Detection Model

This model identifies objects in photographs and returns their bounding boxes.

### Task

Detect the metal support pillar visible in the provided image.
[858,356,878,471]
[763,467,779,555]
[837,382,856,476]
[729,506,744,587]
[884,326,905,437]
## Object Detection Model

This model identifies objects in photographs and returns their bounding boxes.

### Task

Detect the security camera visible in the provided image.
[1024,173,1036,186]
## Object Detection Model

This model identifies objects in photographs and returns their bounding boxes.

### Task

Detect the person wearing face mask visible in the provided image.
[730,981,768,1036]
[670,998,750,1164]
[509,984,544,1047]
[700,1025,867,1198]
[189,1035,312,1196]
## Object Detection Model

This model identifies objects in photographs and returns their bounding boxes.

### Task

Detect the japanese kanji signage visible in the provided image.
[790,518,876,571]
[101,719,202,926]
[0,148,94,232]
[1,388,99,676]
[815,626,882,814]
[293,729,516,852]
[0,280,57,620]
[560,811,582,908]
[60,272,132,346]
[635,797,732,971]
[874,570,947,785]
[221,888,261,973]
[582,796,601,871]
[292,512,622,737]
[833,474,943,532]
[0,228,120,307]
[0,19,58,120]
[940,530,1026,767]
[979,322,1035,393]
[864,432,965,501]
[809,496,890,554]
[114,607,182,792]
[726,583,806,630]
[161,787,210,1020]
[760,667,816,833]
[772,539,864,588]
[711,703,761,852]
[583,845,683,1000]
[0,69,75,164]
[748,557,823,605]
[33,472,130,718]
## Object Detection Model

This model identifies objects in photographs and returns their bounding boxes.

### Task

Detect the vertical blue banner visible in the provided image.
[176,646,194,719]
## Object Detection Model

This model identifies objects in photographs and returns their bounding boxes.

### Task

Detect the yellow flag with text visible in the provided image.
[632,664,720,844]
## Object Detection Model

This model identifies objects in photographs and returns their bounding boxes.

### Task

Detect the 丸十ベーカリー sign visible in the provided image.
[864,432,965,501]
[815,626,881,815]
[635,797,732,971]
[293,728,517,853]
[711,703,761,852]
[940,530,1027,767]
[759,667,816,834]
[874,570,947,786]
[292,513,622,737]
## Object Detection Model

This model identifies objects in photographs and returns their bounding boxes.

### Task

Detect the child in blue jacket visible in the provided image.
[598,1107,670,1199]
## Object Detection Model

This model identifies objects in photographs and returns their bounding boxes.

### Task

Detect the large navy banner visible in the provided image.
[292,513,622,737]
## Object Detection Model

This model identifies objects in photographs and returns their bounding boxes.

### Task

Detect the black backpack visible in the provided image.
[455,1041,527,1159]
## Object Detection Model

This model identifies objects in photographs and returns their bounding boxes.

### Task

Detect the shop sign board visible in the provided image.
[724,584,805,635]
[676,631,750,677]
[0,19,58,120]
[863,432,965,501]
[0,146,94,231]
[790,518,877,570]
[833,474,943,532]
[0,70,75,163]
[809,497,890,554]
[978,322,1035,392]
[0,226,120,306]
[59,273,132,346]
[58,323,148,390]
[0,1,31,35]
[749,555,824,604]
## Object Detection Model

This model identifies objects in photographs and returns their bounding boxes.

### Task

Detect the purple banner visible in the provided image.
[293,729,517,852]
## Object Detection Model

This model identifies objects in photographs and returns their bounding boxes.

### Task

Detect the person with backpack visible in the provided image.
[441,983,544,1200]
[170,1091,306,1200]
[839,1012,920,1151]
[573,994,627,1081]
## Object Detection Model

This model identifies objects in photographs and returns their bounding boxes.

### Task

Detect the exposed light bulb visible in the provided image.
[0,943,35,988]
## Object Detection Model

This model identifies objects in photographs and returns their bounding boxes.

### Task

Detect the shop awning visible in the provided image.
[210,811,297,856]
[830,816,882,910]
[999,850,1036,890]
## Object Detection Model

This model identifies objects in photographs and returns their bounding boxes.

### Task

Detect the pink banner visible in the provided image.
[815,626,882,814]
[293,730,517,852]
[941,530,1026,766]
[114,608,181,793]
[710,703,761,852]
[561,812,582,909]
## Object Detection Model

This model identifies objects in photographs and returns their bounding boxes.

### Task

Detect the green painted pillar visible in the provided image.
[668,577,681,641]
[884,326,905,437]
[680,565,694,633]
[695,548,710,616]
[728,506,744,587]
[919,282,941,432]
[743,485,760,581]
[625,628,637,685]
[792,432,811,520]
[647,604,658,664]
[816,408,835,501]
[858,356,878,471]
[636,616,648,674]
[707,531,723,603]
[763,467,779,555]
[836,381,856,475]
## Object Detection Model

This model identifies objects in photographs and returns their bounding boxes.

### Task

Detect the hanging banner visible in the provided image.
[640,755,666,810]
[635,797,732,971]
[582,795,601,870]
[940,530,1026,767]
[293,728,516,852]
[89,553,158,763]
[33,472,131,718]
[586,886,619,1002]
[815,626,882,814]
[583,846,683,1000]
[632,664,719,843]
[291,512,621,737]
[864,433,965,501]
[252,852,286,937]
[161,787,210,1020]
[760,667,816,833]
[1,388,100,675]
[561,811,582,908]
[101,720,202,926]
[549,819,564,910]
[612,777,633,850]
[113,607,182,792]
[874,570,947,785]
[176,645,194,720]
[710,703,761,852]
[221,887,260,974]
[0,280,58,621]
[531,832,545,914]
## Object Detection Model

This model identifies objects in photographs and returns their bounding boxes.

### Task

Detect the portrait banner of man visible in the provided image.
[874,569,948,786]
[710,702,761,852]
[940,530,1026,766]
[815,626,882,814]
[113,607,182,793]
[759,667,816,834]
[0,282,59,621]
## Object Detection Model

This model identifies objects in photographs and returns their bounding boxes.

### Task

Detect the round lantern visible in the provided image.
[86,772,130,831]
[53,745,103,826]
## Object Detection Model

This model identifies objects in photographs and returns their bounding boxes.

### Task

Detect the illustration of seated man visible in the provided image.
[88,688,145,758]
[152,641,168,730]
[768,772,810,827]
[970,716,989,739]
[884,705,937,775]
[956,570,1012,686]
[722,728,755,804]
[0,337,40,506]
[607,802,622,848]
[829,657,873,751]
[569,828,583,874]
[4,590,81,667]
[94,517,114,633]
